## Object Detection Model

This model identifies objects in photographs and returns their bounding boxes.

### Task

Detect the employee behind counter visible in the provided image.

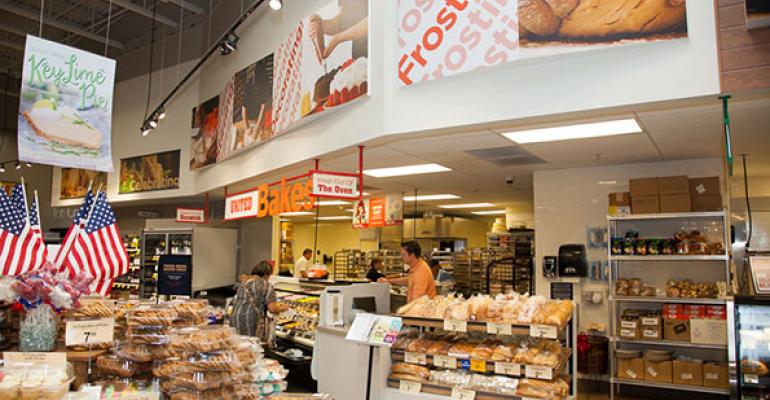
[378,241,437,303]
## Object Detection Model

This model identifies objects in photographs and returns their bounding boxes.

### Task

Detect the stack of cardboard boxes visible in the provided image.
[662,304,727,345]
[617,352,728,389]
[608,176,722,215]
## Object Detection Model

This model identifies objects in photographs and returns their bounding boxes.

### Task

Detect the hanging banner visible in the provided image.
[224,190,260,221]
[224,54,275,161]
[311,171,359,199]
[190,95,221,170]
[176,208,206,224]
[17,35,115,171]
[397,0,688,86]
[119,150,180,194]
[60,168,108,200]
[353,194,403,229]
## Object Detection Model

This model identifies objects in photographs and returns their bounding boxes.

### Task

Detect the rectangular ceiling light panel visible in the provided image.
[501,119,642,144]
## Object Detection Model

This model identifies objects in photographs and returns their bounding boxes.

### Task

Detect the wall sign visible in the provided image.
[18,35,115,172]
[311,171,359,199]
[397,0,688,86]
[353,194,403,229]
[119,150,180,194]
[60,168,108,200]
[176,208,206,224]
[157,255,192,296]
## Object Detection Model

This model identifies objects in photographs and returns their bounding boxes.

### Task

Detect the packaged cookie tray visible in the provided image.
[96,354,153,378]
[234,382,289,399]
[152,351,243,377]
[160,371,234,392]
[167,326,238,353]
[0,365,74,400]
[113,340,154,362]
[163,385,236,400]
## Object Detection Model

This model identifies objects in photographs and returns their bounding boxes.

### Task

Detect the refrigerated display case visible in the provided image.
[730,296,770,400]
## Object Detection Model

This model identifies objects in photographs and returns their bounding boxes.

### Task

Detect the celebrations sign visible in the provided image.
[119,150,180,194]
[353,194,403,229]
[18,35,115,171]
[398,0,688,86]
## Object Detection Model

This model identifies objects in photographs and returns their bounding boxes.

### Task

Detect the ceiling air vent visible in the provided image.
[466,146,546,167]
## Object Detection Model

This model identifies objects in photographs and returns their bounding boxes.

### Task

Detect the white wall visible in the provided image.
[533,158,723,332]
[51,0,721,206]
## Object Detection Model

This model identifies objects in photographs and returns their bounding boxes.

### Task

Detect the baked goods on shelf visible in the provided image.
[397,293,573,327]
[390,363,431,383]
[127,305,178,326]
[665,280,718,299]
[741,360,769,376]
[168,326,237,353]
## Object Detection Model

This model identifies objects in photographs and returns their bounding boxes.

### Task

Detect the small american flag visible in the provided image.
[0,184,46,276]
[64,191,128,295]
[54,188,95,271]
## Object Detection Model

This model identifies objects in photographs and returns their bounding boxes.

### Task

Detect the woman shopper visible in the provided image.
[231,260,287,344]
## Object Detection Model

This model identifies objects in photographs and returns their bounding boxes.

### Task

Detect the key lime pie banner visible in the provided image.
[190,0,369,170]
[17,35,116,172]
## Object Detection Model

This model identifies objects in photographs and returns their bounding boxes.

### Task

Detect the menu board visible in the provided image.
[352,194,403,229]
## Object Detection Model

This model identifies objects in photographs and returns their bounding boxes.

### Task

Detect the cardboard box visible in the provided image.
[690,319,727,345]
[641,327,662,340]
[660,194,692,213]
[673,359,703,386]
[703,362,729,389]
[630,178,659,197]
[644,359,673,383]
[663,318,690,341]
[690,177,720,197]
[692,195,723,211]
[609,192,632,216]
[632,195,660,214]
[658,175,690,195]
[617,357,644,381]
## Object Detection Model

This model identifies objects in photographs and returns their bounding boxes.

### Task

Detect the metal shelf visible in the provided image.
[610,255,728,261]
[609,296,727,304]
[611,336,727,350]
[612,378,729,395]
[608,211,725,221]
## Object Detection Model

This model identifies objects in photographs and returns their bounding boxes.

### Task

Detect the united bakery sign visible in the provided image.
[223,171,360,221]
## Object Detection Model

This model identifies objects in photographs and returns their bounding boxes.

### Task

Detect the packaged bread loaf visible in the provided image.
[168,326,237,353]
[127,305,178,326]
[490,345,514,362]
[390,363,431,382]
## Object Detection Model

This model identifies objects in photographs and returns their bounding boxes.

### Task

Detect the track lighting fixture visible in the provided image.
[0,164,5,173]
[149,119,158,129]
[25,163,32,168]
[15,162,21,171]
[219,32,240,55]
[269,0,282,11]
[157,107,166,120]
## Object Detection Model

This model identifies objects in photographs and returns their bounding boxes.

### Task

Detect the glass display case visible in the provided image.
[730,296,770,400]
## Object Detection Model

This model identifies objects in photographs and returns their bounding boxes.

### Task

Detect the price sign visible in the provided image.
[4,352,66,370]
[65,318,115,346]
[486,322,513,335]
[434,355,457,369]
[451,388,476,400]
[494,362,521,376]
[470,358,487,373]
[444,319,468,332]
[399,380,422,394]
[525,365,553,380]
[529,324,558,339]
[405,352,427,365]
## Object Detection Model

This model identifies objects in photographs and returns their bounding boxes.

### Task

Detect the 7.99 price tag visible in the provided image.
[65,318,115,346]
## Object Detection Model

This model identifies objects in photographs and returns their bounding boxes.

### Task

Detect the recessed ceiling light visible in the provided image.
[315,216,353,221]
[280,211,314,216]
[403,194,460,202]
[472,210,507,215]
[501,118,642,144]
[316,200,351,206]
[363,163,451,178]
[439,203,495,209]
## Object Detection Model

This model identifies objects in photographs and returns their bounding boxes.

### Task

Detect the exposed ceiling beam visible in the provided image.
[104,0,179,28]
[0,3,125,50]
[162,0,204,15]
[0,23,35,39]
[0,40,24,52]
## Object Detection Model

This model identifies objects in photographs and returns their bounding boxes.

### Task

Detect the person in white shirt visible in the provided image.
[294,248,313,278]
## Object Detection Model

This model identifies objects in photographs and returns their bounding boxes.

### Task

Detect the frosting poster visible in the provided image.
[17,35,115,171]
[272,0,370,133]
[398,0,688,86]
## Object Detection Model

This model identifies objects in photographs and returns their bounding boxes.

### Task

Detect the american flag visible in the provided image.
[0,185,46,276]
[64,191,128,295]
[54,188,94,271]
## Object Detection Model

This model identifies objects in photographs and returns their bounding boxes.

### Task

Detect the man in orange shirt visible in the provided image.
[379,241,436,302]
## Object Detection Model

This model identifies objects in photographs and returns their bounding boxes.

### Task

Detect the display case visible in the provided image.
[730,296,770,400]
[274,289,320,348]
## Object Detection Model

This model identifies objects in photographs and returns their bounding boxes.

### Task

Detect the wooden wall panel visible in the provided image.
[718,0,770,92]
